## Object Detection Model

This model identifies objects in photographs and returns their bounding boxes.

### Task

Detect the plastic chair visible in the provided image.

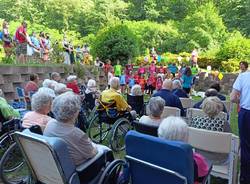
[16,87,25,100]
[125,130,194,184]
[14,129,114,184]
[180,98,192,109]
[188,127,239,184]
[161,106,181,119]
[132,120,158,137]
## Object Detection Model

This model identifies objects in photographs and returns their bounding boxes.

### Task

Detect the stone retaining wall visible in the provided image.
[0,65,73,100]
[194,72,238,95]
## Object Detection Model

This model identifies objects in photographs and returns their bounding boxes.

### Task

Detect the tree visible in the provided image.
[179,2,227,51]
[92,24,139,65]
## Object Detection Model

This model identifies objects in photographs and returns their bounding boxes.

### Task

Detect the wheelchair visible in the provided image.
[12,129,124,184]
[88,100,132,152]
[0,125,43,184]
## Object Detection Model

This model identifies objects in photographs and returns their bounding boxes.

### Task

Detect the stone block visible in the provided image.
[0,66,13,74]
[0,83,14,93]
[4,92,16,101]
[0,75,4,84]
[3,74,22,83]
[21,74,31,82]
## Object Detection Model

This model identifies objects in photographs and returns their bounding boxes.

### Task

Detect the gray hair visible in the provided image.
[158,116,189,142]
[147,96,165,117]
[110,77,120,90]
[202,96,223,118]
[38,87,56,98]
[172,80,181,89]
[52,92,81,122]
[51,72,60,80]
[31,91,53,112]
[131,85,142,96]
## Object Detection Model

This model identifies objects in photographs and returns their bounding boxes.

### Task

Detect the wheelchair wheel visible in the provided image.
[0,143,31,184]
[88,114,111,143]
[98,159,127,184]
[109,118,131,152]
[0,130,16,158]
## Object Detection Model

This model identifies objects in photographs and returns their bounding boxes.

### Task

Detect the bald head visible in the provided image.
[162,79,173,90]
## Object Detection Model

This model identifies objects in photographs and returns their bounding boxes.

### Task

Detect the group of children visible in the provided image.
[104,59,195,95]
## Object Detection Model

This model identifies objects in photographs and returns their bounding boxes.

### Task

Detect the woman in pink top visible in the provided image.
[22,89,54,131]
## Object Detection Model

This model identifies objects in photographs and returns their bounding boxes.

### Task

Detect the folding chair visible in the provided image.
[14,129,114,184]
[161,106,181,119]
[125,130,194,184]
[188,127,239,184]
[180,98,192,109]
[186,108,227,125]
[132,120,158,137]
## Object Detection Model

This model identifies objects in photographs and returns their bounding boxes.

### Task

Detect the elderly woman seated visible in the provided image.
[127,85,144,115]
[190,96,231,132]
[22,90,54,131]
[54,83,72,95]
[84,79,100,110]
[158,116,209,183]
[139,96,165,126]
[44,92,97,166]
[172,79,189,98]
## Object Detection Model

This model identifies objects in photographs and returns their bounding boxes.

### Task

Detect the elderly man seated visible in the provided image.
[44,92,97,166]
[101,77,132,113]
[172,79,189,98]
[153,79,184,116]
[139,96,165,126]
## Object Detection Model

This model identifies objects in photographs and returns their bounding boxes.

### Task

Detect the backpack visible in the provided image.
[0,31,3,40]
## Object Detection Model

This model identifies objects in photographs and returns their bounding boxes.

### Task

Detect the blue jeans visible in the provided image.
[238,108,250,183]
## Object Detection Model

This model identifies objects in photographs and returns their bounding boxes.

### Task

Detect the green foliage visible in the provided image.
[73,62,86,79]
[125,21,180,54]
[92,24,139,65]
[179,2,227,51]
[221,59,240,72]
[217,32,250,61]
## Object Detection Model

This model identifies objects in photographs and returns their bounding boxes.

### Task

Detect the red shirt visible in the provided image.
[66,81,80,94]
[156,77,163,90]
[104,64,112,74]
[15,26,27,43]
[139,78,146,90]
[147,76,156,87]
[24,81,38,96]
[158,67,165,74]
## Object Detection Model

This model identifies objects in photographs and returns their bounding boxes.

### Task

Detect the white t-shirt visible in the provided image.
[108,72,114,85]
[233,71,250,110]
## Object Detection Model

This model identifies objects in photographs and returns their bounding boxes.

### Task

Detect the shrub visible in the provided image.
[92,24,139,65]
[216,32,250,61]
[221,59,240,72]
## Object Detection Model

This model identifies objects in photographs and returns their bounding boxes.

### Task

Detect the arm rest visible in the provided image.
[76,145,114,183]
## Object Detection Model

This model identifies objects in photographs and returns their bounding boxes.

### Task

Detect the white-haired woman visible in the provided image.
[54,83,72,95]
[158,116,209,183]
[190,96,231,132]
[85,79,99,110]
[66,75,80,94]
[44,92,97,166]
[139,96,165,126]
[127,84,144,115]
[42,79,58,90]
[22,90,54,131]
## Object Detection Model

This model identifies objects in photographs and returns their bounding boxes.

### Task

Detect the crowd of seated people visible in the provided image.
[0,68,236,184]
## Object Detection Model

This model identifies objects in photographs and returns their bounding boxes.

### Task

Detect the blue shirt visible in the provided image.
[153,89,184,116]
[172,89,189,98]
[30,36,40,48]
[129,78,135,88]
[168,65,178,74]
[233,72,250,110]
[182,75,193,88]
[120,75,126,85]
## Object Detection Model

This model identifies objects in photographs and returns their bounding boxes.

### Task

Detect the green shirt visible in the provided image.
[0,97,20,120]
[114,65,122,76]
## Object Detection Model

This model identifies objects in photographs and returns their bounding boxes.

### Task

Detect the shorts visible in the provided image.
[16,42,27,56]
